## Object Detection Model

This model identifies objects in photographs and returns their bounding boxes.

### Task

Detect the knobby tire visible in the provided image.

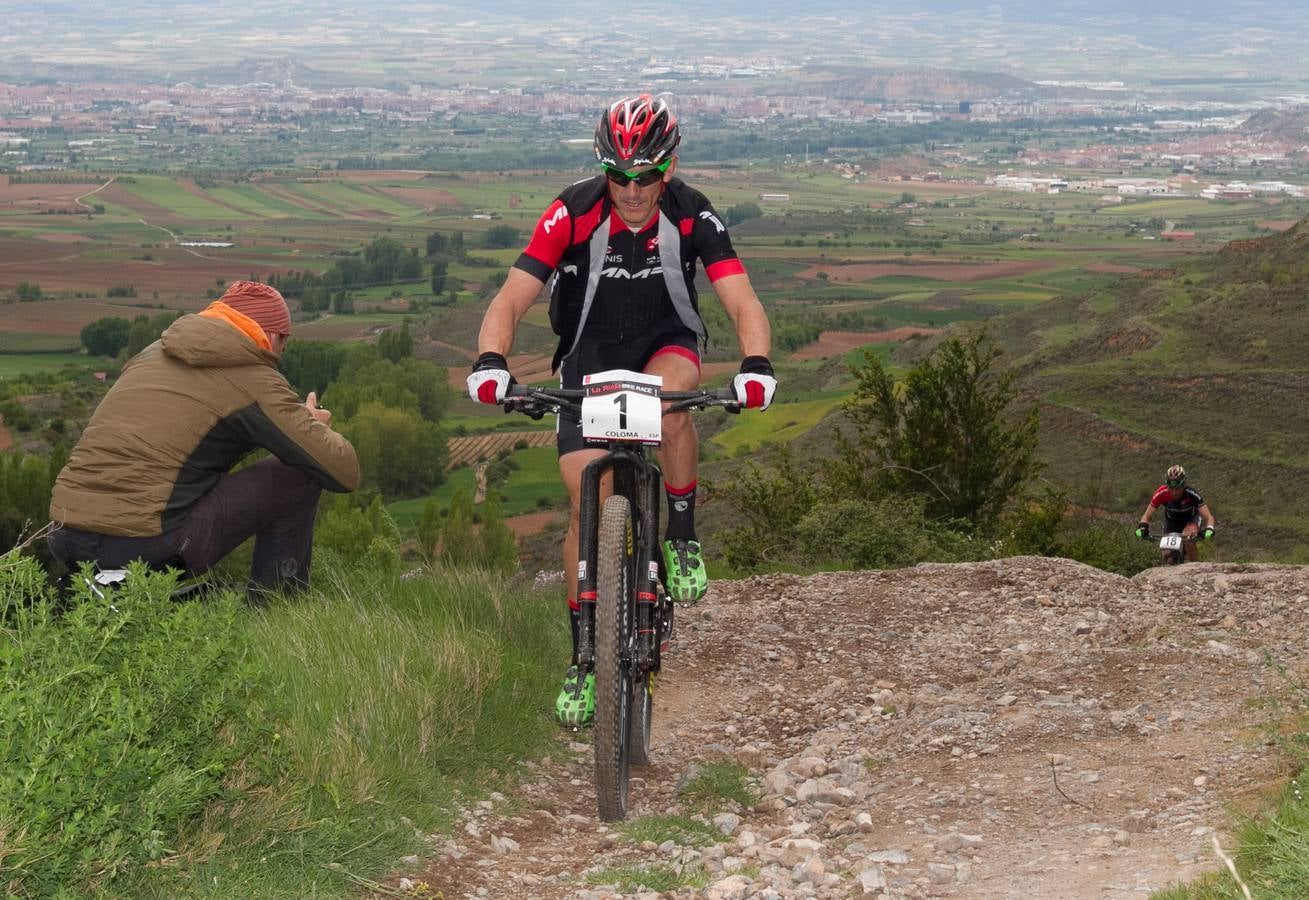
[629,672,653,767]
[594,495,634,821]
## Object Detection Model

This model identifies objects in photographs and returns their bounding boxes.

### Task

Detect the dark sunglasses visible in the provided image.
[1166,477,1184,487]
[603,160,671,187]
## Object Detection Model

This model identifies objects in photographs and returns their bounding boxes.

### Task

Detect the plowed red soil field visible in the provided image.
[799,258,1053,282]
[788,326,942,360]
[375,186,465,209]
[0,176,101,212]
[0,298,170,335]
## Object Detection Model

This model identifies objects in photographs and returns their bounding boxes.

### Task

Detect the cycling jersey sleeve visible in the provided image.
[1149,486,1170,507]
[687,199,746,283]
[515,199,571,282]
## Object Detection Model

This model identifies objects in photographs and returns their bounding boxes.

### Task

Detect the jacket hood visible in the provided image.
[160,313,279,369]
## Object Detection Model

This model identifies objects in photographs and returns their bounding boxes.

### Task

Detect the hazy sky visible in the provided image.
[5,1,1308,87]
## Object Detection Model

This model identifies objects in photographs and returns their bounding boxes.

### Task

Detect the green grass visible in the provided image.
[120,561,566,899]
[387,467,478,530]
[0,331,82,353]
[444,410,554,434]
[1153,766,1309,899]
[120,175,252,220]
[205,185,325,219]
[677,759,756,811]
[617,814,723,848]
[492,446,568,515]
[388,446,567,531]
[585,862,710,893]
[711,396,843,455]
[0,352,95,376]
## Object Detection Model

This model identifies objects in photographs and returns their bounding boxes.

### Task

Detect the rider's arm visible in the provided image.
[1137,501,1156,528]
[712,273,771,358]
[477,268,547,356]
[1198,503,1215,528]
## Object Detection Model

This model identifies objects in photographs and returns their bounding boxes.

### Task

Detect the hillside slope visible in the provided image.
[983,219,1309,558]
[395,556,1304,898]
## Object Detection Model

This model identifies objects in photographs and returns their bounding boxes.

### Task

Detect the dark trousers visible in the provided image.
[49,458,323,596]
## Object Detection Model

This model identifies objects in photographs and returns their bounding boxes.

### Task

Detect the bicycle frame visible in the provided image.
[575,444,663,675]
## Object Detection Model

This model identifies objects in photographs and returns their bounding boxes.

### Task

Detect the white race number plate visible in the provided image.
[1159,534,1183,551]
[581,369,663,445]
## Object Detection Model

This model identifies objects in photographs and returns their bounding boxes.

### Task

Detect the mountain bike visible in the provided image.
[503,369,738,821]
[1140,529,1200,566]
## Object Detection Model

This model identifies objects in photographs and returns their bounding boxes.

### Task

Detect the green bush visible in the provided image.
[996,494,1156,576]
[790,496,979,570]
[0,554,267,895]
[1051,519,1157,576]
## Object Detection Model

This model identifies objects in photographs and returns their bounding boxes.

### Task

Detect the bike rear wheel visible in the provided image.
[594,494,635,821]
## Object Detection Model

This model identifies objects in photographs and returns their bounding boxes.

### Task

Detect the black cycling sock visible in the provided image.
[664,481,697,541]
[568,607,580,666]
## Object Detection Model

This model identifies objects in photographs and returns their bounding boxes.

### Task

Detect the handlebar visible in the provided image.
[503,384,741,422]
[1139,530,1201,543]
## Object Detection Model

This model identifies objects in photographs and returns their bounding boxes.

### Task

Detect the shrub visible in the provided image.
[0,555,267,895]
[789,496,979,570]
[836,331,1040,527]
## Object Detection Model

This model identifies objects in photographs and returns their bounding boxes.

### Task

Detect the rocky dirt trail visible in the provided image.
[395,557,1309,899]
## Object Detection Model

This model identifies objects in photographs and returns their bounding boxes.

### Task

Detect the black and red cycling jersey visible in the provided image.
[512,175,745,371]
[1149,484,1206,528]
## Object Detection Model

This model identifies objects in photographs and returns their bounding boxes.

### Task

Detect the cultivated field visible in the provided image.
[446,430,555,469]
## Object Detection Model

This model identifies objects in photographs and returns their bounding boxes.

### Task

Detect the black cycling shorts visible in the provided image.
[1163,512,1202,533]
[556,326,700,456]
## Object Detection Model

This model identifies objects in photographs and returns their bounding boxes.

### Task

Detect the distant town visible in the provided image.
[2,60,1307,190]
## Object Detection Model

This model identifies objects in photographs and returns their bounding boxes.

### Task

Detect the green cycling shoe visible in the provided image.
[662,538,708,603]
[555,665,595,727]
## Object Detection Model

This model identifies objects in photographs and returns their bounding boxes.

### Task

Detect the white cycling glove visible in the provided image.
[466,351,515,404]
[732,356,777,410]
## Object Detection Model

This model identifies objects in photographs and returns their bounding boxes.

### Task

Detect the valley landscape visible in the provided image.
[3,2,1309,897]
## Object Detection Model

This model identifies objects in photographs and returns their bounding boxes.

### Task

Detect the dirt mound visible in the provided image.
[402,556,1305,898]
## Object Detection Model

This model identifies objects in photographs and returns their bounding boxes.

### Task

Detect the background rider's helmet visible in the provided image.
[1165,464,1186,487]
[594,94,681,169]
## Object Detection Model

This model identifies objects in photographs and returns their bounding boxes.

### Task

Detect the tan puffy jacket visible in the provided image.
[50,312,359,537]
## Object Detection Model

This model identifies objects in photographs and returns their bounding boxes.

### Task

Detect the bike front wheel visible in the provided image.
[594,494,635,821]
[628,672,653,767]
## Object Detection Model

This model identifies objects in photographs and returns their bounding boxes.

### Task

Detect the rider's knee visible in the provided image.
[662,411,696,442]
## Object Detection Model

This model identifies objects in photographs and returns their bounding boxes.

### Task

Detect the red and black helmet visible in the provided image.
[594,94,681,169]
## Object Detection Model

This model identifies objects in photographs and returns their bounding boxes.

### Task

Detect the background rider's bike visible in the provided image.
[1140,529,1200,566]
[503,370,738,821]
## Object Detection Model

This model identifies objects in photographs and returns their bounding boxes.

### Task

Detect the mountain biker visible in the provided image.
[1134,464,1216,562]
[466,93,775,726]
[48,281,359,602]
